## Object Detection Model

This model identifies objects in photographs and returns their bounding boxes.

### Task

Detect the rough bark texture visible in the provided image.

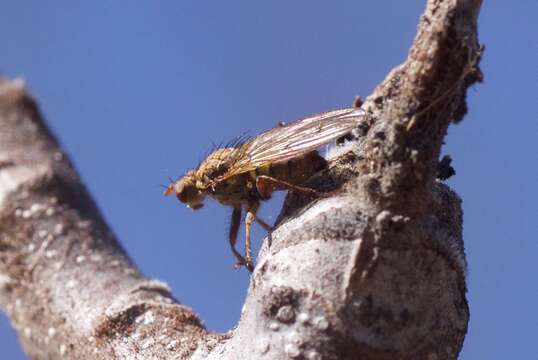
[0,0,482,359]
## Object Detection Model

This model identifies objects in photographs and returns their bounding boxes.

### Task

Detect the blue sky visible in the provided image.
[1,1,536,359]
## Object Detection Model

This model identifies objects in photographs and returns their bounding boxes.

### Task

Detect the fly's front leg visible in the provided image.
[256,175,321,197]
[244,201,260,272]
[229,207,248,270]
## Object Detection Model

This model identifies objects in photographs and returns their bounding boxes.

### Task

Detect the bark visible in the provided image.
[0,0,482,359]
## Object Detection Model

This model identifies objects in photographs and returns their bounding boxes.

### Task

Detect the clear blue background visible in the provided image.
[1,1,536,359]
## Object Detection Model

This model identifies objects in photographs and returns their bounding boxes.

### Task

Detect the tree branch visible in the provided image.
[0,0,482,359]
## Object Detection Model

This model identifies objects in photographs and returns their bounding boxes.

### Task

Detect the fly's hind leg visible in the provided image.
[229,207,249,270]
[255,175,322,198]
[255,216,273,232]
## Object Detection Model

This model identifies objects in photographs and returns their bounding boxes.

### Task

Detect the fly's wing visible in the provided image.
[217,108,367,181]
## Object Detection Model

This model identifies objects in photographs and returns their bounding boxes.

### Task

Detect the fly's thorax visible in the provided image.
[194,147,256,206]
[196,148,238,184]
[209,172,257,206]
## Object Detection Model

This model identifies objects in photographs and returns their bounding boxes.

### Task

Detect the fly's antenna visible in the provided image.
[161,176,176,196]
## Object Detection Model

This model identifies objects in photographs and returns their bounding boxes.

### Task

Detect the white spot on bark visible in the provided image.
[59,344,67,355]
[410,149,419,163]
[142,311,155,325]
[287,331,303,346]
[297,312,310,324]
[30,203,43,214]
[141,338,155,349]
[166,340,178,350]
[284,343,301,358]
[47,327,56,338]
[53,152,63,161]
[53,223,64,236]
[90,254,102,262]
[0,273,13,290]
[268,322,280,331]
[306,350,322,360]
[375,210,392,225]
[0,165,46,208]
[77,220,91,229]
[257,339,270,354]
[131,331,142,341]
[124,268,136,275]
[75,255,86,264]
[313,316,329,330]
[45,250,57,258]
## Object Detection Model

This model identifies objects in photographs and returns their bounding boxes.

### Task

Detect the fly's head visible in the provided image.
[164,170,206,210]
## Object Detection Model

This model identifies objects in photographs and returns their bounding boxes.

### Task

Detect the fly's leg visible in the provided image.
[255,175,321,198]
[229,207,248,270]
[255,216,273,232]
[243,201,260,272]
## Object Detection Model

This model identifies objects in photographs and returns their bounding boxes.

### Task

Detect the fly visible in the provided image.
[165,107,367,272]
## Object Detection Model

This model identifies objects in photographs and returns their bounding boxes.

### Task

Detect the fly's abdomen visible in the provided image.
[262,151,327,186]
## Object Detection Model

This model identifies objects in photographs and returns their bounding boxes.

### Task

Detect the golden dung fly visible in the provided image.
[165,107,367,272]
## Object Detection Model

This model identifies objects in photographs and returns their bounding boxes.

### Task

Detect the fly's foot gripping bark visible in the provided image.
[228,204,258,273]
[242,202,259,273]
[233,257,254,272]
[229,207,251,271]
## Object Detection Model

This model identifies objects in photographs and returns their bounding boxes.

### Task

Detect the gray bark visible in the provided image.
[0,0,482,359]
